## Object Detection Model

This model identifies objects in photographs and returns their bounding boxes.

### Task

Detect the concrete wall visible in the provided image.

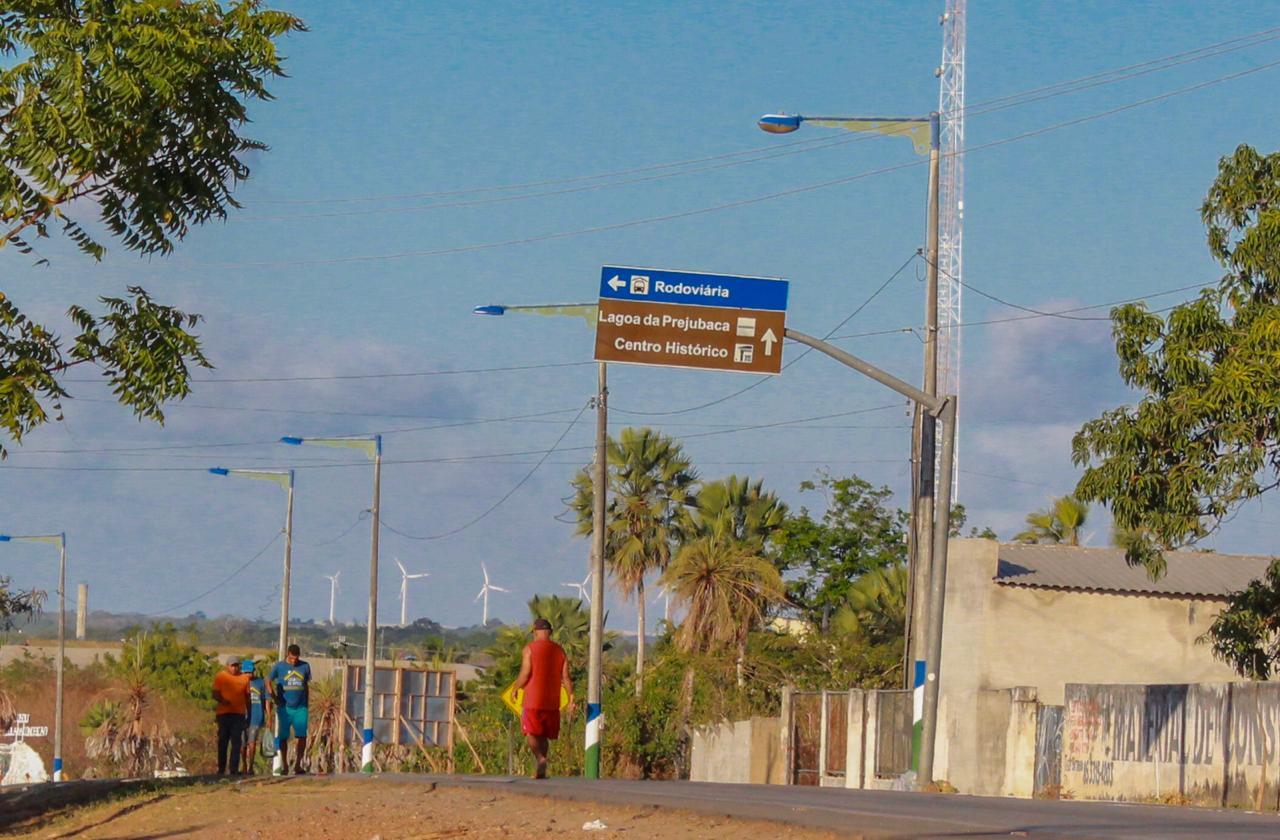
[1063,682,1280,809]
[690,717,783,785]
[935,539,1243,794]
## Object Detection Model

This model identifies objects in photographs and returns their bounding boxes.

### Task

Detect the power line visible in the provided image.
[247,26,1280,210]
[0,403,904,472]
[64,359,593,385]
[184,56,1280,271]
[10,405,584,458]
[380,400,591,541]
[614,252,918,416]
[143,531,281,616]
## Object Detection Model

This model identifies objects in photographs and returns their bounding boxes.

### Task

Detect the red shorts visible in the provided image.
[521,708,561,739]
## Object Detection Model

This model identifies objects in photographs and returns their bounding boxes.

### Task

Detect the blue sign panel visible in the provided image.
[599,266,788,312]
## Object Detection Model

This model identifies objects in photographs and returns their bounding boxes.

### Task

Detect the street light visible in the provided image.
[1,532,66,781]
[759,108,943,775]
[207,468,295,661]
[281,434,382,774]
[473,299,608,780]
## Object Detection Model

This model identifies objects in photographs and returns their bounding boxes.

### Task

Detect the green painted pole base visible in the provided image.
[584,702,601,779]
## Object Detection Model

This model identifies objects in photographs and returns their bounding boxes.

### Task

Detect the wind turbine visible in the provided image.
[324,572,341,626]
[653,583,672,624]
[396,558,430,627]
[474,562,509,626]
[562,571,592,604]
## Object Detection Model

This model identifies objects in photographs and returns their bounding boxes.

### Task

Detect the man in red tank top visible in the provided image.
[513,617,575,778]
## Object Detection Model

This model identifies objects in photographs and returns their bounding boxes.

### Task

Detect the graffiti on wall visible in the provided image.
[1061,682,1280,806]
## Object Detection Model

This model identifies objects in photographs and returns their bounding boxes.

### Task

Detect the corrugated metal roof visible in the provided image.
[994,543,1274,598]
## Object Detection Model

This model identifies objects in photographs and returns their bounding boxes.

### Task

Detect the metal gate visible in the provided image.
[790,690,851,785]
[1034,704,1064,796]
[791,692,822,785]
[824,691,848,779]
[873,689,912,778]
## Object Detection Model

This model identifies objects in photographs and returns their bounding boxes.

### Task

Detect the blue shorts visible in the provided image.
[276,705,309,740]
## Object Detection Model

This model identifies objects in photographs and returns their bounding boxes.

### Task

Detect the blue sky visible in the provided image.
[3,1,1279,629]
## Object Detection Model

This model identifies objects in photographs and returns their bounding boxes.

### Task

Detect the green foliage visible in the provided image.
[1200,560,1280,679]
[772,472,909,624]
[113,623,218,707]
[0,574,44,630]
[78,698,121,736]
[0,1,302,452]
[1014,496,1090,546]
[1074,145,1280,577]
[832,561,908,645]
[951,503,997,539]
[1,0,304,257]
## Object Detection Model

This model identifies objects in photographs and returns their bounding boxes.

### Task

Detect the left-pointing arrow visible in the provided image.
[761,328,778,356]
[608,275,625,292]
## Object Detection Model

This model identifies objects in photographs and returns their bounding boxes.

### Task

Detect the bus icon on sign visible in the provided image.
[629,275,650,295]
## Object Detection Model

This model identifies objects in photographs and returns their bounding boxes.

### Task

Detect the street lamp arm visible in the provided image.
[784,328,942,413]
[758,113,937,155]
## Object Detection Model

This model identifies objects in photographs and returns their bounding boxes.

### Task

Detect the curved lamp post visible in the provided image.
[281,434,381,774]
[1,532,66,781]
[473,300,608,779]
[207,469,295,660]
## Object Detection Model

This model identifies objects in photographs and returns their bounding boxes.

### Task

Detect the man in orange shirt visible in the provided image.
[513,617,574,779]
[212,655,251,775]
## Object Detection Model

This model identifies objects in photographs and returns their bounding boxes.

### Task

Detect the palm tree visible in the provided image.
[674,475,788,685]
[832,562,908,644]
[687,475,788,546]
[1015,495,1089,546]
[570,428,697,694]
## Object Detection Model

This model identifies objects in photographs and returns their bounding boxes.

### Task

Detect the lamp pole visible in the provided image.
[281,434,381,774]
[758,111,942,751]
[1,532,66,781]
[473,301,607,778]
[208,468,296,660]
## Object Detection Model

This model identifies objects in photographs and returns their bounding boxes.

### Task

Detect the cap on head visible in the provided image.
[224,654,241,666]
[532,618,553,632]
[241,659,255,673]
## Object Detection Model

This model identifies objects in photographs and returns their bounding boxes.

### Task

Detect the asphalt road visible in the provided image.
[396,775,1280,839]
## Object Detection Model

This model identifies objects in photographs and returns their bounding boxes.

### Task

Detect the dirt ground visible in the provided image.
[6,777,843,839]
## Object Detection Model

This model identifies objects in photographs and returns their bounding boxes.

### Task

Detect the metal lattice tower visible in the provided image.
[937,0,965,497]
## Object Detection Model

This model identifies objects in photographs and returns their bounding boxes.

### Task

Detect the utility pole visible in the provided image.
[586,361,608,779]
[907,114,943,759]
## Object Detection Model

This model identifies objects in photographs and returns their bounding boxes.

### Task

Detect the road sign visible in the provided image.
[594,266,789,374]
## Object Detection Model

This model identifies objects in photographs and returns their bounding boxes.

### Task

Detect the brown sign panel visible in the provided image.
[594,298,785,375]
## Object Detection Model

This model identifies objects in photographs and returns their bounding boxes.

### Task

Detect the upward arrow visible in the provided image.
[607,275,625,292]
[761,328,778,356]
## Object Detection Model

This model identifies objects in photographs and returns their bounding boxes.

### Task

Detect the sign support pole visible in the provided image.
[586,361,607,779]
[783,328,954,787]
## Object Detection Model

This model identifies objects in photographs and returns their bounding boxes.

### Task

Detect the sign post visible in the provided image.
[594,267,789,374]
